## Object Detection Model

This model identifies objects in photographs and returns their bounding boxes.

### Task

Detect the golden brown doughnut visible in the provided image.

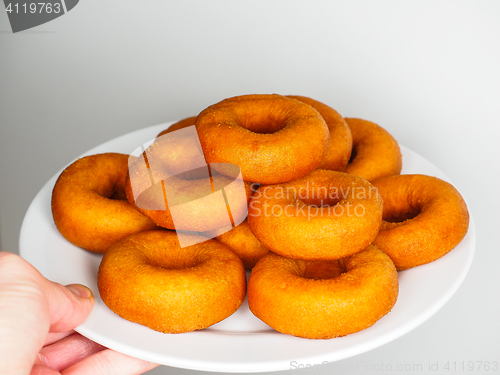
[248,245,399,339]
[51,153,158,253]
[98,230,247,333]
[125,127,252,232]
[372,174,469,270]
[125,166,252,232]
[345,118,402,181]
[157,116,197,138]
[247,169,383,260]
[287,95,352,171]
[154,117,208,180]
[203,219,269,269]
[195,94,330,184]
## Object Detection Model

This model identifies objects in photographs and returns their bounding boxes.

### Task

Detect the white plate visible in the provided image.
[19,122,475,373]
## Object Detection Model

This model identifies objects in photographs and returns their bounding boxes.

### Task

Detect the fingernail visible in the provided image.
[66,284,94,299]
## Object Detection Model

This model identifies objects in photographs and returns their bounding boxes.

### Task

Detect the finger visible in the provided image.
[41,281,95,333]
[0,252,95,375]
[30,364,61,375]
[61,349,159,375]
[36,332,106,371]
[0,252,52,375]
[44,331,75,346]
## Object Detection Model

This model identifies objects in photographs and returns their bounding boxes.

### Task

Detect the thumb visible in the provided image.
[41,279,95,333]
[0,252,95,375]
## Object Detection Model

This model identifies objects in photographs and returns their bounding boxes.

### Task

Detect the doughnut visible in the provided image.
[248,245,399,339]
[247,169,383,260]
[345,118,402,181]
[51,153,158,253]
[372,174,469,270]
[155,117,208,180]
[125,144,253,232]
[203,219,269,269]
[98,230,247,333]
[157,116,197,138]
[195,94,330,184]
[287,95,352,171]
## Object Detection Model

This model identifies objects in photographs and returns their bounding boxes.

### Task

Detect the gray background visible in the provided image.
[1,1,499,374]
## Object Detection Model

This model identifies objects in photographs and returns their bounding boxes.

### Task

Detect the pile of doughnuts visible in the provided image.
[51,93,469,339]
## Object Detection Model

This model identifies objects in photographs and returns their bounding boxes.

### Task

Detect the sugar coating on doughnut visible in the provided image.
[248,169,383,260]
[51,153,157,253]
[287,95,352,172]
[248,245,399,339]
[98,230,247,333]
[195,94,330,184]
[372,174,469,270]
[345,118,402,182]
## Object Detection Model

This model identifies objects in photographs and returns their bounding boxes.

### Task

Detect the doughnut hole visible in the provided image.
[232,100,292,134]
[298,260,345,280]
[348,146,358,164]
[381,203,422,230]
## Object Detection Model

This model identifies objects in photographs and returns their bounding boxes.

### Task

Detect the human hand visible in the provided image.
[0,251,159,375]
